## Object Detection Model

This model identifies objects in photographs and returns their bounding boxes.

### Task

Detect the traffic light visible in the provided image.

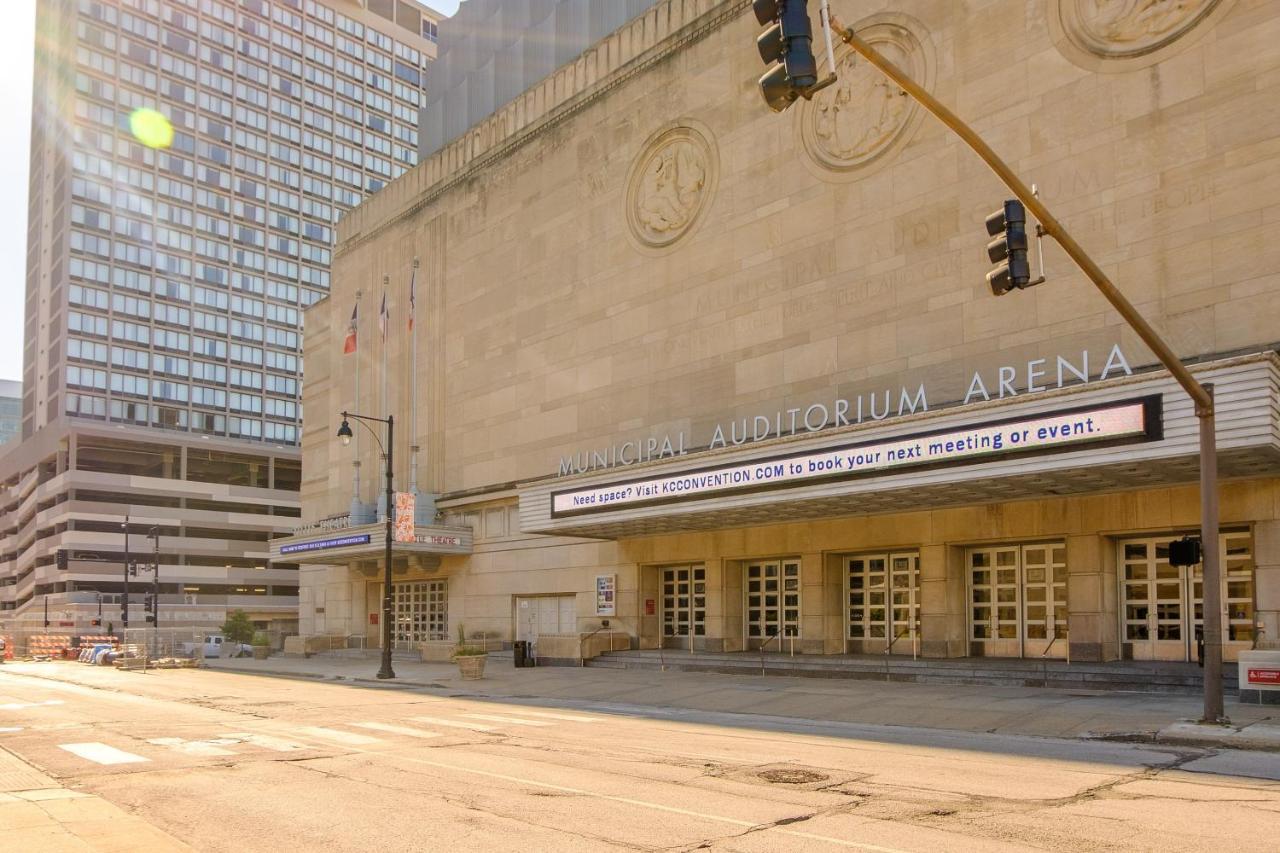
[985,200,1032,295]
[56,550,68,570]
[144,593,157,624]
[754,0,818,112]
[90,618,102,627]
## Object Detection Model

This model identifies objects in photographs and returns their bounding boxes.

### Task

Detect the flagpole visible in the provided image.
[350,289,363,520]
[409,257,419,494]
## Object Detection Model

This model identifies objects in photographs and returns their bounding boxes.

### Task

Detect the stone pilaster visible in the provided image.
[1253,520,1280,650]
[1067,534,1118,662]
[920,545,964,657]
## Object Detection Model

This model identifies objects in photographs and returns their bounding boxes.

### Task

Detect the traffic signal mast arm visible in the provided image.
[825,12,1224,723]
[826,14,1209,415]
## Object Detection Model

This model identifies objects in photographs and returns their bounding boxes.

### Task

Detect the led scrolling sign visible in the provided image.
[551,397,1162,517]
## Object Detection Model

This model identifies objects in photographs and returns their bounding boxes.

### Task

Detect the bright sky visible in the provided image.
[0,1,36,383]
[0,0,463,385]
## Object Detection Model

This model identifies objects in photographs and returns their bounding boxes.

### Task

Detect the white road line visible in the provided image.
[502,710,599,723]
[0,699,65,711]
[409,716,495,732]
[219,732,306,752]
[59,742,149,765]
[297,726,384,746]
[0,727,23,733]
[147,737,236,757]
[461,713,554,727]
[351,722,442,739]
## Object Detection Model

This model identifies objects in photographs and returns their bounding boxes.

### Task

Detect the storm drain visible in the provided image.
[758,767,829,785]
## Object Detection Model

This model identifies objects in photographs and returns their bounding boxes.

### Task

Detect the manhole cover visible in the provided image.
[758,768,829,785]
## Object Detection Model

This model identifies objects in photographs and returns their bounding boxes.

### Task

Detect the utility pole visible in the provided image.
[122,514,130,630]
[755,8,1228,723]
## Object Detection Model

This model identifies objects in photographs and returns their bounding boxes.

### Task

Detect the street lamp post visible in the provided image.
[122,514,130,630]
[338,411,396,680]
[150,526,161,644]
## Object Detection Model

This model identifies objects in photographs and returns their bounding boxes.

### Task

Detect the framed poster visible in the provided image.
[595,574,617,616]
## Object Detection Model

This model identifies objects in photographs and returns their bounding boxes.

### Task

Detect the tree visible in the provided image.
[221,609,254,645]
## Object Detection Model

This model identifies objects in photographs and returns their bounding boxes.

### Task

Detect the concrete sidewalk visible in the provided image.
[203,653,1280,750]
[0,746,189,852]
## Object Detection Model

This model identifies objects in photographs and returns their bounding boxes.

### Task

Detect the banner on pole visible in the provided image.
[394,492,416,543]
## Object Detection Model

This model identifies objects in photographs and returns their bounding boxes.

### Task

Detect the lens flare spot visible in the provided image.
[129,108,173,149]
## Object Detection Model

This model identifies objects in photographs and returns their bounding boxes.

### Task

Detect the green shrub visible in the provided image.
[222,610,255,645]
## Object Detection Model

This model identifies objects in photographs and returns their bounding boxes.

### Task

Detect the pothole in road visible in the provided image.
[758,767,829,785]
[708,762,866,790]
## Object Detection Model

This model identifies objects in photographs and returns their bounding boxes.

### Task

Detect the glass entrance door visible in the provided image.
[661,565,705,650]
[847,552,919,653]
[745,559,800,649]
[392,580,448,651]
[1120,532,1255,662]
[968,543,1067,658]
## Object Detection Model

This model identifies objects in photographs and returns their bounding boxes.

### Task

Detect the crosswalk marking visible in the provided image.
[0,699,64,711]
[352,722,441,739]
[220,732,305,752]
[297,726,383,746]
[409,715,495,732]
[0,727,22,733]
[461,713,554,727]
[147,737,235,757]
[59,742,149,765]
[503,710,599,723]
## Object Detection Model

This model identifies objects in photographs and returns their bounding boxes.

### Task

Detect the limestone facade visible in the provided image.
[287,0,1280,663]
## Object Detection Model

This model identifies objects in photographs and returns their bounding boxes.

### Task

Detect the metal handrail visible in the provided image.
[579,624,608,668]
[1040,626,1070,682]
[883,627,910,681]
[760,628,783,676]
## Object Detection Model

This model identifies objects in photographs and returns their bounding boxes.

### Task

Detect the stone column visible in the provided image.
[1254,520,1280,650]
[702,558,723,653]
[1066,534,1118,662]
[919,544,964,657]
[822,553,845,654]
[723,559,744,652]
[638,565,661,650]
[799,552,826,654]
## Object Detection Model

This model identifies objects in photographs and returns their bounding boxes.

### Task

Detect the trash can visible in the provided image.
[513,640,529,668]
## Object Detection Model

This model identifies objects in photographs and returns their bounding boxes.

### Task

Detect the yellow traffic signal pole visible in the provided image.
[825,14,1225,722]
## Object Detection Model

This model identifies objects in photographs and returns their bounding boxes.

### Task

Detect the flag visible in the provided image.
[407,267,416,332]
[378,289,388,339]
[343,303,357,354]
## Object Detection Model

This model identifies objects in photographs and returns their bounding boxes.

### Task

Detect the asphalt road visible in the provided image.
[1,662,1277,852]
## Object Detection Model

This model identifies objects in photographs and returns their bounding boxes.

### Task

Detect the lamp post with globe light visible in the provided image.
[337,411,395,680]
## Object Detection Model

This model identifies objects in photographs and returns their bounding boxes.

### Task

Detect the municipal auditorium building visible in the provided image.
[275,0,1280,668]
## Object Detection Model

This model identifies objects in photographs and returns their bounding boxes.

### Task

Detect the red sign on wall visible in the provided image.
[369,613,379,626]
[1247,668,1280,685]
[644,598,655,616]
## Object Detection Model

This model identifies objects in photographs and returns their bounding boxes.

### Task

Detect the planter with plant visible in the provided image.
[251,631,271,660]
[451,624,486,680]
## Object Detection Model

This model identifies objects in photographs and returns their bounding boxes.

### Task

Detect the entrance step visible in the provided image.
[585,650,1236,694]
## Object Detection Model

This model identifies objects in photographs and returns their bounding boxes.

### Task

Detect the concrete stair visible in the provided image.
[586,649,1237,694]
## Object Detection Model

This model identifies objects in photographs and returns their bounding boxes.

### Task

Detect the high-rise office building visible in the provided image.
[2,0,442,636]
[0,381,20,447]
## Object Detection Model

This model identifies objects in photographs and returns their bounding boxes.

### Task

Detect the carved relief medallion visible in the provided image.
[1050,0,1234,70]
[625,122,718,250]
[798,15,934,180]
